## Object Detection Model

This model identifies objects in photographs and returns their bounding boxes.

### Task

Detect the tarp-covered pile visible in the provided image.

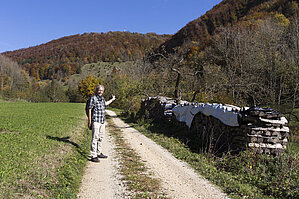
[140,96,289,155]
[172,103,240,128]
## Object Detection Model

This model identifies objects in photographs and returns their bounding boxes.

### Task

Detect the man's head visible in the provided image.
[96,85,104,96]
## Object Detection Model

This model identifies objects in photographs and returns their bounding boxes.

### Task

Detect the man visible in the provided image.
[88,85,116,162]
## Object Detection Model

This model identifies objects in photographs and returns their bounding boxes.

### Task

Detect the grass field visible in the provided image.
[0,101,89,198]
[1,102,297,198]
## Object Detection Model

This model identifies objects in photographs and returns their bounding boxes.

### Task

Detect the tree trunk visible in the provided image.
[174,72,181,99]
[289,82,299,117]
[1,75,3,92]
[172,68,182,101]
[191,90,200,102]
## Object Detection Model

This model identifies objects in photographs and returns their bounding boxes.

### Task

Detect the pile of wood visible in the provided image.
[139,96,177,122]
[238,107,289,155]
[190,108,289,155]
[140,96,289,155]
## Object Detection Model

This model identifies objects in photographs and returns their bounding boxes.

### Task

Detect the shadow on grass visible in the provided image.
[46,135,88,159]
[107,115,118,118]
[150,122,207,153]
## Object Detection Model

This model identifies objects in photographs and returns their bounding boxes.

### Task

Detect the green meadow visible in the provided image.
[0,101,89,198]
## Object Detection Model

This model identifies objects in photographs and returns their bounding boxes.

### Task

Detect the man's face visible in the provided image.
[97,87,104,96]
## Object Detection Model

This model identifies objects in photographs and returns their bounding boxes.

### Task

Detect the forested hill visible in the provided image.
[2,0,298,81]
[1,32,170,80]
[156,0,299,54]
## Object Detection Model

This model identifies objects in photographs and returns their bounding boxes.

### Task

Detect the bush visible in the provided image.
[105,74,142,112]
[78,76,102,99]
[215,151,299,198]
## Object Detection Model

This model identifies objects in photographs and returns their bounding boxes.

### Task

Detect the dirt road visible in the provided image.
[78,110,229,199]
[77,120,126,199]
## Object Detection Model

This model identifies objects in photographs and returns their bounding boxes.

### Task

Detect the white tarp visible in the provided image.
[172,103,240,128]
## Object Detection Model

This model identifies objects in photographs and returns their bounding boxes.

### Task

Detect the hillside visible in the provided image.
[1,32,170,80]
[3,0,298,81]
[156,0,299,54]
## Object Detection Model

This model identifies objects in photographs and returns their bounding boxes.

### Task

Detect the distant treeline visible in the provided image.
[2,32,170,81]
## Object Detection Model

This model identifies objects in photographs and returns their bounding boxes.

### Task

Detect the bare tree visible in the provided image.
[0,55,29,93]
[283,15,299,118]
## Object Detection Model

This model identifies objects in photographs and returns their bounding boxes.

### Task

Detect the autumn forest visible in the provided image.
[0,0,298,117]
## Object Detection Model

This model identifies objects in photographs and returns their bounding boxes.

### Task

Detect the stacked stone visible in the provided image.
[238,107,289,155]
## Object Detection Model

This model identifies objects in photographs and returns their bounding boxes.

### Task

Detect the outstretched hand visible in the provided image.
[105,95,116,106]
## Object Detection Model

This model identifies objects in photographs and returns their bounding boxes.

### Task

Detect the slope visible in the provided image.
[156,0,299,54]
[1,32,170,80]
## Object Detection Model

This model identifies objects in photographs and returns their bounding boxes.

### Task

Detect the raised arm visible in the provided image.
[105,95,116,106]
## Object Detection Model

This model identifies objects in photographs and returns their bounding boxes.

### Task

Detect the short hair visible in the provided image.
[96,85,104,91]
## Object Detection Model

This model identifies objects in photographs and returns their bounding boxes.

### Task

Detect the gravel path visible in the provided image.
[77,122,126,199]
[78,110,229,199]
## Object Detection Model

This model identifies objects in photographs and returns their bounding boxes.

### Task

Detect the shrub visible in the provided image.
[215,151,299,198]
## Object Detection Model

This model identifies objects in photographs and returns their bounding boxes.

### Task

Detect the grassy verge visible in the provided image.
[107,115,168,199]
[117,111,299,199]
[0,101,90,198]
[287,108,299,152]
[51,120,90,198]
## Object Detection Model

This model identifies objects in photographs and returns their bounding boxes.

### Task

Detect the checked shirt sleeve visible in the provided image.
[89,96,95,109]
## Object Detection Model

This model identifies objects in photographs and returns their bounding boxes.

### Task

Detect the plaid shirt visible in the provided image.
[89,94,106,123]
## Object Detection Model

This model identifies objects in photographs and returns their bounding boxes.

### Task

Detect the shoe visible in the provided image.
[98,153,108,158]
[90,157,100,162]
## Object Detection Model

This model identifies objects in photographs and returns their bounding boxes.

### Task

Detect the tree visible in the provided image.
[196,14,299,112]
[147,46,198,102]
[66,86,84,103]
[45,80,68,102]
[0,55,30,95]
[104,73,142,112]
[78,75,102,99]
[283,15,299,117]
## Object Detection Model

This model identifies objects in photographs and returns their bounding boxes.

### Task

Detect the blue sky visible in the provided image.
[0,0,222,53]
